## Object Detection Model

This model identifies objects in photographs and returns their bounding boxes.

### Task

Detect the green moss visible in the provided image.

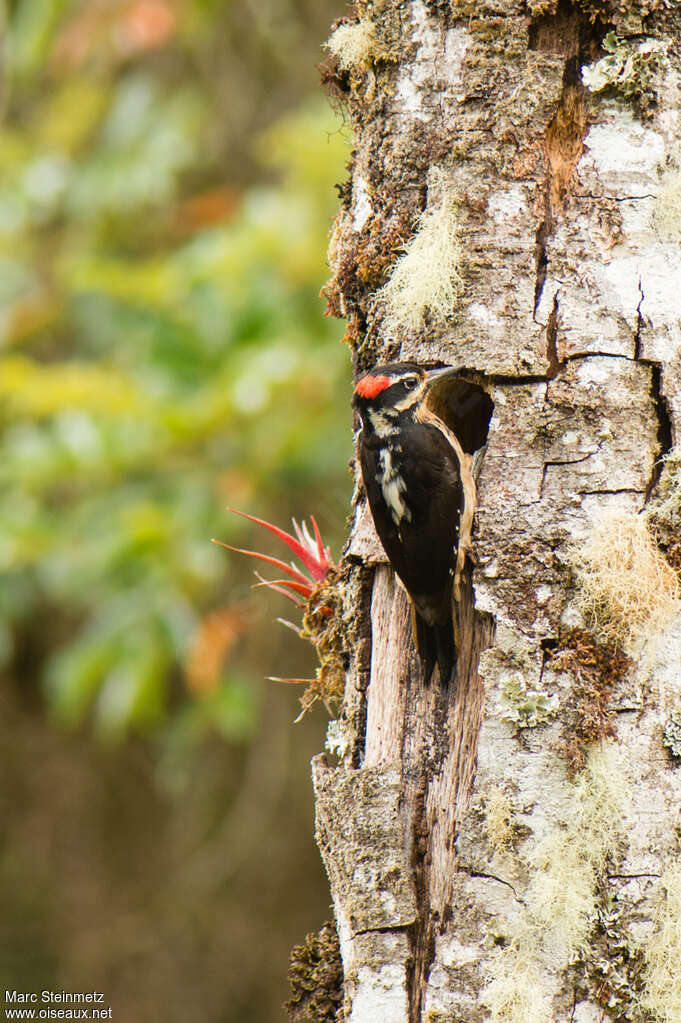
[546,628,632,776]
[285,922,343,1023]
[297,567,347,719]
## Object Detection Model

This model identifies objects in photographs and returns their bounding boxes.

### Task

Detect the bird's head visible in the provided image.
[352,362,456,433]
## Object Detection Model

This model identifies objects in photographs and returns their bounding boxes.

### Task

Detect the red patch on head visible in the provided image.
[354,375,392,399]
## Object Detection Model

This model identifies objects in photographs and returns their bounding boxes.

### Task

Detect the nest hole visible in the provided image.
[426,372,494,456]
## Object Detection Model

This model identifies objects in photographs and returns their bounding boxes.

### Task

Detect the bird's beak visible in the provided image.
[425,365,460,386]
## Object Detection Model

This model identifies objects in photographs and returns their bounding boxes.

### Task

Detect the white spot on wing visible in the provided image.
[379,449,411,526]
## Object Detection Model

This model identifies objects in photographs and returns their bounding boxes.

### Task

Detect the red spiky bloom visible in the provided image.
[212,507,334,611]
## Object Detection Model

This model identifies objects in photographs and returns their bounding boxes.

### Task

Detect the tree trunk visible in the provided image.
[312,2,681,1021]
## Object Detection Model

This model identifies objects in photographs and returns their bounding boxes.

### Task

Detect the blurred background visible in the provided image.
[0,1,351,1019]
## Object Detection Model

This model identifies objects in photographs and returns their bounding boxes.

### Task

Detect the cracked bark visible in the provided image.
[311,2,681,1022]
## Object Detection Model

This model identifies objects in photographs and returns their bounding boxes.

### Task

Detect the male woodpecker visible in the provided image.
[352,362,476,685]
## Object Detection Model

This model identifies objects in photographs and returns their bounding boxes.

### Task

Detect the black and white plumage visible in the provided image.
[352,362,476,685]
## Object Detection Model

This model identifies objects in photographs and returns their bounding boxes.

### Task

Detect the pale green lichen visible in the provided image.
[484,788,518,853]
[525,742,630,959]
[482,949,553,1023]
[639,864,681,1022]
[500,674,559,729]
[662,712,681,760]
[379,168,463,335]
[581,32,666,104]
[325,18,378,70]
[483,743,630,1021]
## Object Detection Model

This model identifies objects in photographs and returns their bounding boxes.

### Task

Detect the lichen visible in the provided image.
[581,32,667,113]
[651,446,681,524]
[662,711,681,760]
[379,167,464,336]
[484,788,519,853]
[483,743,631,1017]
[482,948,553,1023]
[639,864,681,1023]
[570,509,680,656]
[499,673,558,729]
[322,208,413,329]
[524,742,630,959]
[285,921,344,1023]
[326,717,353,761]
[583,887,650,1022]
[326,18,378,70]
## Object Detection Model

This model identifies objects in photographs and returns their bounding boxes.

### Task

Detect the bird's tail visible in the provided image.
[412,609,456,686]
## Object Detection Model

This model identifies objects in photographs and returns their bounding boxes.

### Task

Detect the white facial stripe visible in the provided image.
[378,448,411,526]
[368,408,399,436]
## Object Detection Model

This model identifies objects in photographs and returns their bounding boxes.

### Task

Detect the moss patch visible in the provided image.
[296,567,348,719]
[285,921,343,1023]
[546,627,632,776]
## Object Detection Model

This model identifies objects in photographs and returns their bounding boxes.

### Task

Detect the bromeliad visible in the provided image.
[213,507,333,615]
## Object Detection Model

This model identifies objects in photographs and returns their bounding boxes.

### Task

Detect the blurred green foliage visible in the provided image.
[0,0,352,741]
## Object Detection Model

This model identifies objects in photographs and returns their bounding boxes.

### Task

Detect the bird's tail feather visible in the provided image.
[413,609,456,686]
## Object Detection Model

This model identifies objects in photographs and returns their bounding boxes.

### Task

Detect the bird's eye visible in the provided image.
[404,376,419,390]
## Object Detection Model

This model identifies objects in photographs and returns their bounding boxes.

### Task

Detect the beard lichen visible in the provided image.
[569,510,680,657]
[483,743,631,1021]
[378,167,464,336]
[484,787,521,854]
[639,864,681,1023]
[326,17,378,70]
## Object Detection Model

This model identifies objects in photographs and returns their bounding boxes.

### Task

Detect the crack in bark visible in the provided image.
[353,923,410,938]
[607,872,662,881]
[533,217,550,318]
[632,278,674,501]
[405,746,441,1023]
[634,277,644,361]
[539,453,594,500]
[579,488,645,496]
[469,870,521,901]
[545,292,561,378]
[571,192,656,201]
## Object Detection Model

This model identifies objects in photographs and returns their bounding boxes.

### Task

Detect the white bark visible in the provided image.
[314,2,681,1021]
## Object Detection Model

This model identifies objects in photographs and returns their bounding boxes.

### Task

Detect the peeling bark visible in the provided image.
[310,2,681,1021]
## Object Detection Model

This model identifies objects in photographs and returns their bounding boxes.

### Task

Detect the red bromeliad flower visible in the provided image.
[212,507,334,613]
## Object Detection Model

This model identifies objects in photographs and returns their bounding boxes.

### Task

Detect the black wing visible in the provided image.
[360,421,463,625]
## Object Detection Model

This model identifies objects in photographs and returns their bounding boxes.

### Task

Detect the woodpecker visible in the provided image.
[352,362,476,685]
